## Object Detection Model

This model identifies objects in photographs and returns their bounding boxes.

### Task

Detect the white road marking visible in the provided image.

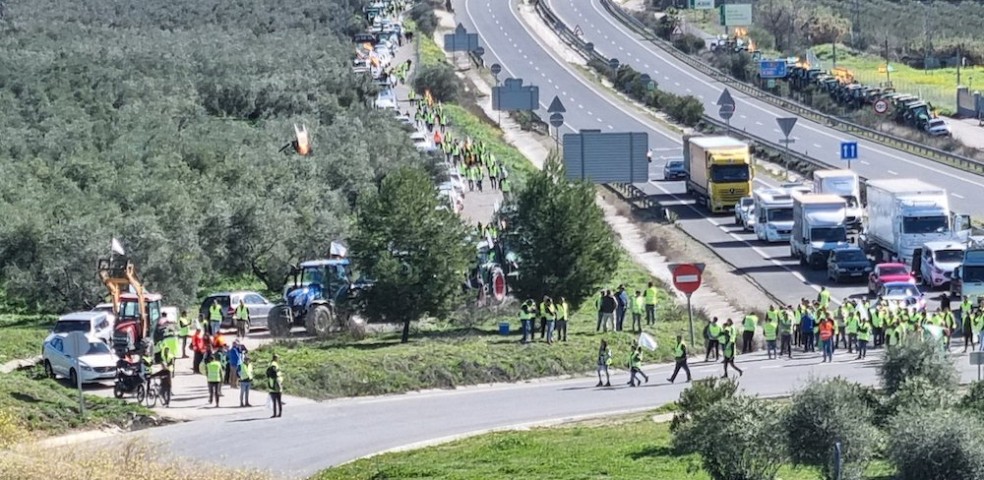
[813,143,822,148]
[860,160,870,165]
[887,170,899,175]
[952,193,966,199]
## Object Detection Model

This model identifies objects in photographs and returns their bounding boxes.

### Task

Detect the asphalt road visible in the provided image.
[547,0,984,217]
[135,346,984,478]
[461,0,885,307]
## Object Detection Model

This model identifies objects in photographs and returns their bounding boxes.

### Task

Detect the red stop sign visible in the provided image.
[672,263,702,295]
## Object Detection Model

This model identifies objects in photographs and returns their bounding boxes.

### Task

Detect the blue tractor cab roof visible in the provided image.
[299,258,350,268]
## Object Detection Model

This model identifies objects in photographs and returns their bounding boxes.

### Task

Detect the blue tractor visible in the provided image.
[267,257,372,337]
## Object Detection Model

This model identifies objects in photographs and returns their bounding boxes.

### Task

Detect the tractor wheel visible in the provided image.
[268,306,292,338]
[305,305,334,338]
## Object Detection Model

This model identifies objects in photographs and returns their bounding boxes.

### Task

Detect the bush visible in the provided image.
[670,377,738,453]
[668,95,705,127]
[782,377,880,480]
[959,381,984,418]
[409,2,438,38]
[883,375,957,422]
[677,394,786,480]
[887,410,984,480]
[413,64,459,103]
[879,339,957,396]
[672,34,705,54]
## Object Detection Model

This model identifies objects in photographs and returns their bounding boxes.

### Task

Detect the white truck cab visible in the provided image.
[753,188,794,243]
[791,192,850,269]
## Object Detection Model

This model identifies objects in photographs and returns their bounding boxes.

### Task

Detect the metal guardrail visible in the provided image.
[597,0,984,176]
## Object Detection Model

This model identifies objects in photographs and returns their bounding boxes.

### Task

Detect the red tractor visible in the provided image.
[97,255,163,358]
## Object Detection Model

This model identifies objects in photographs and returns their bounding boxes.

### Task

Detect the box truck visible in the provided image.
[812,169,862,230]
[790,192,849,269]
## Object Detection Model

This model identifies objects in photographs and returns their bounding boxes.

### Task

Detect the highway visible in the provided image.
[546,0,984,218]
[136,347,983,477]
[461,0,888,307]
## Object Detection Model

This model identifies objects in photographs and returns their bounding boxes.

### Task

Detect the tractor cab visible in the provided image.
[97,255,162,357]
[285,259,353,309]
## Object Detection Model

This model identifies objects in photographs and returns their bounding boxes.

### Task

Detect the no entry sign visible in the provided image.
[671,263,703,295]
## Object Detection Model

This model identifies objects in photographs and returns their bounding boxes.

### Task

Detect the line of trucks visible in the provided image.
[681,135,984,305]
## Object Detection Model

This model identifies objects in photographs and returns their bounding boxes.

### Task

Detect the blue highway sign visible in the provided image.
[840,141,858,160]
[759,60,788,79]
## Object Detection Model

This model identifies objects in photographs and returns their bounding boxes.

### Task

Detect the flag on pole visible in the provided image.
[329,241,348,258]
[111,238,125,255]
[638,332,658,351]
[922,324,944,340]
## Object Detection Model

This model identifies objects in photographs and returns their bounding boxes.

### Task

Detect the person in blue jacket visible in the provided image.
[800,308,816,353]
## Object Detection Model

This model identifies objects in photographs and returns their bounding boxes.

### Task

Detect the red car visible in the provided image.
[868,262,916,296]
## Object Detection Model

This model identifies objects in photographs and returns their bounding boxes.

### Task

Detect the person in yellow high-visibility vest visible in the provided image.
[178,311,191,358]
[234,300,250,338]
[644,282,658,326]
[631,290,645,333]
[206,354,223,408]
[208,302,223,337]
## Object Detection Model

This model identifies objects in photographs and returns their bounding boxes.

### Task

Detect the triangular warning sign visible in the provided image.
[547,96,566,113]
[672,25,683,36]
[716,88,735,107]
[776,117,798,138]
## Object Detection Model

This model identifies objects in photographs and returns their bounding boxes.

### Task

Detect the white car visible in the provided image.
[42,334,117,384]
[925,118,951,137]
[410,132,437,152]
[734,197,755,231]
[46,311,115,345]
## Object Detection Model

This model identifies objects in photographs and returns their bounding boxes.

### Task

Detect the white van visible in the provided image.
[918,241,966,289]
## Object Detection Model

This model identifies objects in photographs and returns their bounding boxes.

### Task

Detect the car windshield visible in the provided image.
[740,198,753,207]
[53,320,90,333]
[301,267,324,285]
[885,286,917,297]
[85,343,111,355]
[934,249,964,263]
[879,266,908,276]
[902,216,948,234]
[767,208,793,222]
[667,161,683,168]
[836,250,867,262]
[711,164,750,182]
[811,227,847,243]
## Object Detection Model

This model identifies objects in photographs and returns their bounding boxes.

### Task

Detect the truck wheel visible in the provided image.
[305,305,334,338]
[268,306,291,338]
[799,251,806,266]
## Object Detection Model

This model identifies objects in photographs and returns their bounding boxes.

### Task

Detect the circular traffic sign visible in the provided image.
[873,99,889,115]
[718,104,735,121]
[672,263,702,295]
[608,58,620,70]
[490,63,502,76]
[473,46,485,57]
[640,73,651,84]
[549,113,564,128]
[584,42,594,52]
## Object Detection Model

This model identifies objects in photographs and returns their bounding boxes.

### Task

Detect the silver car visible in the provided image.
[199,291,274,329]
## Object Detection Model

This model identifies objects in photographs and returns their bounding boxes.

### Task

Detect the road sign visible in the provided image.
[840,141,858,160]
[562,130,649,183]
[691,0,714,9]
[584,42,594,52]
[640,73,651,85]
[490,63,502,76]
[548,96,566,113]
[671,263,703,294]
[972,352,984,380]
[716,88,735,108]
[573,24,583,36]
[873,99,889,115]
[491,78,539,111]
[473,46,485,57]
[443,23,480,53]
[608,58,620,70]
[759,60,787,79]
[718,104,735,121]
[777,117,798,138]
[719,4,753,26]
[549,113,564,128]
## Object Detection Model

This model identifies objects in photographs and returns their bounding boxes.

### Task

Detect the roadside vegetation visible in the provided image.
[0,369,152,443]
[0,314,54,364]
[0,438,271,480]
[316,340,984,480]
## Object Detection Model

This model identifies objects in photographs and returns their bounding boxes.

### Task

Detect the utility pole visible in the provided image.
[851,0,861,49]
[957,43,963,86]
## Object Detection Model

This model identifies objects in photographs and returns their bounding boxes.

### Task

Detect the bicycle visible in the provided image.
[144,376,161,408]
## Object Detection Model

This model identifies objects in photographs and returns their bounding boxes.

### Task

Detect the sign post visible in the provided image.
[717,89,736,135]
[971,352,984,381]
[840,141,858,169]
[64,331,89,417]
[776,117,798,180]
[549,113,565,151]
[670,263,705,347]
[491,63,503,125]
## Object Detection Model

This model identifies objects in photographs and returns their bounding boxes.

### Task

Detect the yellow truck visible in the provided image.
[683,135,753,213]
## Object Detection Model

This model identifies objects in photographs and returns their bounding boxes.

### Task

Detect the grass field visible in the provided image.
[250,254,690,399]
[0,370,151,441]
[0,315,55,365]
[314,412,894,479]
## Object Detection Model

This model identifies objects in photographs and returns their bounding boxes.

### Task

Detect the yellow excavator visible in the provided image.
[97,254,163,358]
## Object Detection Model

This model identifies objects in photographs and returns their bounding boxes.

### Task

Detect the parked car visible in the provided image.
[198,292,274,329]
[662,160,687,180]
[925,118,951,137]
[868,262,915,296]
[878,281,926,312]
[45,311,115,345]
[42,334,117,385]
[826,246,873,283]
[410,131,437,152]
[734,196,755,230]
